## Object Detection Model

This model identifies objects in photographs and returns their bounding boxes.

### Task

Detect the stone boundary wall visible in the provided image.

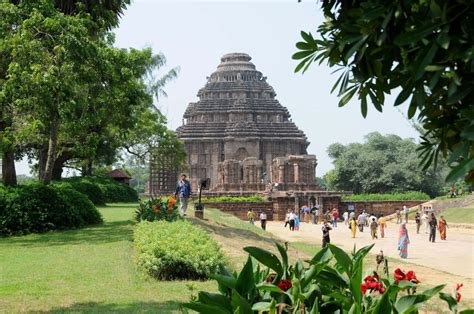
[340,200,426,216]
[202,202,274,221]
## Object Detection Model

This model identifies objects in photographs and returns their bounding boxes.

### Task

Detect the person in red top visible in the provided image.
[331,208,339,228]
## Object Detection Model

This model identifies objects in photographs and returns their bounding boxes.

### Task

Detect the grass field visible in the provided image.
[440,207,474,224]
[0,204,214,313]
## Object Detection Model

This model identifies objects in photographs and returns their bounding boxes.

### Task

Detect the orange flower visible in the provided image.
[167,197,176,208]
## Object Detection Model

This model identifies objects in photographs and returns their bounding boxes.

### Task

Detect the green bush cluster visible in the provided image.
[342,192,430,201]
[60,176,138,205]
[0,184,102,236]
[134,220,225,280]
[200,195,266,203]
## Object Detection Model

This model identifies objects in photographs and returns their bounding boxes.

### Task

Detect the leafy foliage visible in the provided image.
[200,195,267,203]
[324,132,446,197]
[56,176,138,205]
[293,0,474,184]
[134,220,225,280]
[135,195,179,222]
[184,243,472,313]
[342,192,430,202]
[0,183,102,236]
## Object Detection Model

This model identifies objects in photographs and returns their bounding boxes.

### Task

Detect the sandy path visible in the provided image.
[266,220,474,279]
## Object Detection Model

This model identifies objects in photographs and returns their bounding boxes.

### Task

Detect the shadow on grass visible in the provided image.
[41,300,181,313]
[0,220,135,248]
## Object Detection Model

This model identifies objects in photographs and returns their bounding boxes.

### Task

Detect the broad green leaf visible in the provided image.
[235,256,255,297]
[244,247,283,276]
[446,158,474,182]
[256,283,283,293]
[198,292,233,313]
[231,290,253,314]
[361,93,368,117]
[414,43,438,80]
[292,50,314,60]
[310,246,332,264]
[439,292,457,311]
[372,289,392,314]
[425,65,444,71]
[339,85,358,108]
[394,86,412,106]
[327,244,351,274]
[394,23,443,46]
[210,274,237,291]
[310,296,319,314]
[275,242,289,271]
[182,302,231,314]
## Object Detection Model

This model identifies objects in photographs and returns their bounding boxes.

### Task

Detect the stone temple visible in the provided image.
[175,53,319,192]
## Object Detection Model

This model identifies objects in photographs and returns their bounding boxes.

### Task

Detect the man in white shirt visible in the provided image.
[259,211,267,230]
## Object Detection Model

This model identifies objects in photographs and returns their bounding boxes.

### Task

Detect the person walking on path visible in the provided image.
[284,211,290,228]
[429,213,438,242]
[247,209,255,225]
[322,222,332,247]
[331,208,339,228]
[439,215,448,240]
[350,217,357,238]
[294,214,300,231]
[396,209,402,224]
[175,174,191,217]
[343,210,349,226]
[370,217,378,240]
[259,211,267,230]
[403,206,409,223]
[357,212,366,232]
[422,211,429,234]
[415,212,421,234]
[398,223,410,259]
[314,208,320,224]
[289,211,296,231]
[378,215,386,238]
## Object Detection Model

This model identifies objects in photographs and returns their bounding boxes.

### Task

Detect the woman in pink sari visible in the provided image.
[398,223,410,259]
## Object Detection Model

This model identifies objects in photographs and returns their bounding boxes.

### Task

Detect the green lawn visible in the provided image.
[440,207,474,224]
[0,204,214,313]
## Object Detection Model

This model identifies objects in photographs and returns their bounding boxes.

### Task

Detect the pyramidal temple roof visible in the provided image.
[177,53,308,144]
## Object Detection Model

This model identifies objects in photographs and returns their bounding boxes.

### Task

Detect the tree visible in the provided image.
[0,0,131,185]
[293,0,473,184]
[325,132,447,197]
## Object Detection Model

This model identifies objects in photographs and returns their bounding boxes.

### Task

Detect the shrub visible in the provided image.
[184,243,472,313]
[200,195,266,203]
[134,220,225,280]
[135,195,178,222]
[0,184,102,236]
[342,192,430,201]
[62,176,138,204]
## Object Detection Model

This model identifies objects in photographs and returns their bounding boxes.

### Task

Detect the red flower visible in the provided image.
[394,269,420,284]
[406,271,419,284]
[456,283,463,303]
[277,279,292,291]
[394,268,406,282]
[361,273,385,294]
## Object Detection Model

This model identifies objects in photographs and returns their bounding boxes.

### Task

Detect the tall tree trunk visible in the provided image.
[42,117,59,184]
[0,119,17,186]
[38,146,48,180]
[2,150,17,186]
[51,151,73,181]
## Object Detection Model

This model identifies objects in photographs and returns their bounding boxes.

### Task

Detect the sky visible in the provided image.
[15,0,420,176]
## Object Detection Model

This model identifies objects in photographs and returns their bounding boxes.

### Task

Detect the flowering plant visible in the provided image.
[183,243,473,313]
[135,195,179,222]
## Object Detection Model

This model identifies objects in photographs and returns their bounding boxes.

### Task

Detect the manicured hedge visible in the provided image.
[342,192,430,201]
[60,176,138,205]
[0,184,102,236]
[134,220,225,280]
[200,195,266,203]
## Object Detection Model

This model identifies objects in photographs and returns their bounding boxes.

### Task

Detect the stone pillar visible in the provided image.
[294,163,300,183]
[278,165,285,183]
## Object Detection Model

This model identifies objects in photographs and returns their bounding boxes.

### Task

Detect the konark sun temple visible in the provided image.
[149,53,346,219]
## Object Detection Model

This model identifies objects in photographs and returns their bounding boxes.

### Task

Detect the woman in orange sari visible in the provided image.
[438,215,448,240]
